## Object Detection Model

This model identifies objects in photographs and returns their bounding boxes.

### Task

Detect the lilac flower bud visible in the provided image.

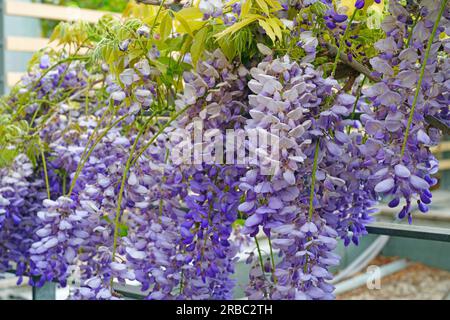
[388,198,400,208]
[333,14,348,23]
[326,21,337,29]
[40,55,51,69]
[119,39,131,52]
[136,25,150,38]
[355,0,365,9]
[417,201,429,213]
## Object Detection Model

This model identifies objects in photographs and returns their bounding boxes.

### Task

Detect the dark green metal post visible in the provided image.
[32,281,57,300]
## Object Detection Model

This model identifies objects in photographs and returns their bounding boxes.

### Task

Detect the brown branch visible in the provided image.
[342,73,358,92]
[324,43,381,83]
[134,0,180,6]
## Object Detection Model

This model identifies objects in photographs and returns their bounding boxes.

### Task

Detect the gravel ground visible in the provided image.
[337,256,450,300]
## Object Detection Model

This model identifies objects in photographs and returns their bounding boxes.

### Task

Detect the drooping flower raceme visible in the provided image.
[361,0,450,222]
[240,55,376,299]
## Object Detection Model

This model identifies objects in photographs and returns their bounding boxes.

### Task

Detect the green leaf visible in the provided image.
[191,27,209,65]
[264,0,283,10]
[118,223,128,237]
[176,7,204,20]
[259,19,276,43]
[268,18,283,41]
[241,0,252,17]
[215,14,260,40]
[232,219,246,228]
[217,36,237,61]
[159,12,172,41]
[164,35,186,52]
[255,0,269,15]
[173,11,193,36]
[0,148,19,167]
[101,215,113,224]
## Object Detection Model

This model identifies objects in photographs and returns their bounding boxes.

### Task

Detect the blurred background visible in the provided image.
[0,0,126,93]
[0,0,449,300]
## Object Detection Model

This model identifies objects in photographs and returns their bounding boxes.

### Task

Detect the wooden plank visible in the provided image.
[7,72,24,87]
[431,141,450,154]
[5,1,120,23]
[439,159,450,170]
[6,36,56,52]
[6,36,89,54]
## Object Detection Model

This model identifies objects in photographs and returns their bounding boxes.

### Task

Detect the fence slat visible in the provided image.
[6,36,54,53]
[7,72,24,87]
[431,141,450,154]
[6,36,89,54]
[5,0,120,23]
[439,159,450,170]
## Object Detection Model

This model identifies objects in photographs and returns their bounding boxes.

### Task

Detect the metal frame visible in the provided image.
[367,220,450,242]
[32,281,56,300]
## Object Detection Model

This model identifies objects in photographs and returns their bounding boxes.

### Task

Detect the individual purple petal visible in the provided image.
[245,214,263,227]
[271,238,295,248]
[370,57,394,75]
[268,197,283,209]
[238,201,255,213]
[410,175,429,190]
[417,130,431,145]
[394,164,411,178]
[306,286,325,299]
[300,222,318,233]
[374,178,395,193]
[326,141,342,156]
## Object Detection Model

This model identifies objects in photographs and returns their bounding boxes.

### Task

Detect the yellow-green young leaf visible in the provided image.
[259,19,276,43]
[49,24,61,43]
[264,0,283,11]
[153,59,168,74]
[118,222,128,237]
[217,37,236,61]
[224,0,240,7]
[174,11,193,36]
[268,18,283,41]
[128,48,144,62]
[173,7,206,33]
[176,7,204,20]
[241,0,252,18]
[255,0,269,15]
[180,35,193,56]
[159,12,173,41]
[215,14,260,40]
[191,27,209,65]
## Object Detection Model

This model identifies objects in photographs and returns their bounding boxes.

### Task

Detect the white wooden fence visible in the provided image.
[2,0,120,87]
